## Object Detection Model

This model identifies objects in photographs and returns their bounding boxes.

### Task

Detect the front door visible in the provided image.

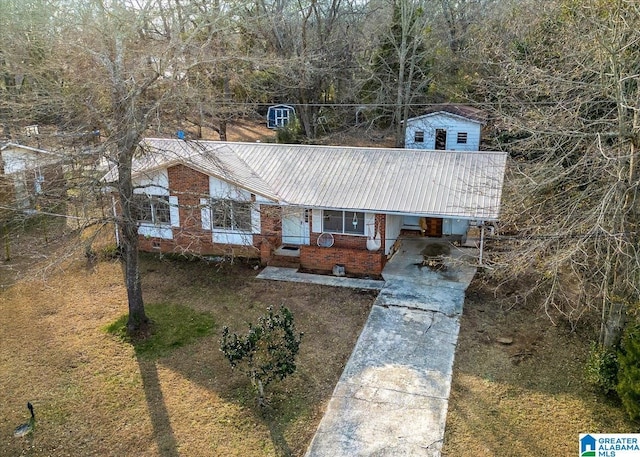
[424,217,443,237]
[282,208,310,245]
[435,129,447,150]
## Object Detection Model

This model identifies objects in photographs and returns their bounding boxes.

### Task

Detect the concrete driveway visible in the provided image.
[304,238,478,457]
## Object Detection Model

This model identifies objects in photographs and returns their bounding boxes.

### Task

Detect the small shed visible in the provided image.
[405,105,486,151]
[267,104,295,129]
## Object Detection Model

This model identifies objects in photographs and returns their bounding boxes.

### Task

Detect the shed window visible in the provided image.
[133,195,171,225]
[457,132,468,144]
[414,131,424,143]
[274,108,290,127]
[211,198,252,231]
[323,210,365,235]
[34,169,44,194]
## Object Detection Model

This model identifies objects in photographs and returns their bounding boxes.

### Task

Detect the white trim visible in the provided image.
[200,198,211,230]
[311,209,322,233]
[169,196,179,228]
[138,224,173,240]
[252,202,261,234]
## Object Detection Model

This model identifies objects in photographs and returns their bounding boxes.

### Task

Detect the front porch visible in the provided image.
[265,243,386,278]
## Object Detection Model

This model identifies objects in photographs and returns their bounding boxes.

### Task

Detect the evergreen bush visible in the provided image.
[275,117,303,144]
[616,324,640,420]
[220,306,303,406]
[585,341,619,395]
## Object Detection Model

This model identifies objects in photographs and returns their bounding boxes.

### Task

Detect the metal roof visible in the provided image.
[111,139,508,220]
[0,142,62,156]
[407,104,488,124]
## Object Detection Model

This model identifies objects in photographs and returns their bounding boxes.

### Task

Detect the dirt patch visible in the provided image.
[442,276,638,457]
[421,243,451,257]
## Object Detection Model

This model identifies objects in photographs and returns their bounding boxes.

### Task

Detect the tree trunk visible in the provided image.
[219,119,227,141]
[117,137,149,336]
[251,369,266,407]
[299,104,315,139]
[602,300,626,348]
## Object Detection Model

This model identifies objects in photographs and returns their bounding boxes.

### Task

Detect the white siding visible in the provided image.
[443,218,470,236]
[209,175,251,199]
[385,215,403,255]
[1,145,59,174]
[134,169,169,196]
[138,225,173,239]
[207,175,257,246]
[405,113,482,151]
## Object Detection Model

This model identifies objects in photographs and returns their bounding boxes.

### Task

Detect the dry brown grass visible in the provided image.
[442,278,638,457]
[4,119,637,457]
[0,249,374,456]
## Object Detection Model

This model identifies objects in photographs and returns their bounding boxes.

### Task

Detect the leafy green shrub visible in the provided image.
[99,244,122,260]
[220,306,303,406]
[275,117,303,144]
[585,341,619,394]
[617,324,640,420]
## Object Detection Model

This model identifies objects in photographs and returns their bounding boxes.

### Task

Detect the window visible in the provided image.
[457,132,468,144]
[414,130,424,143]
[33,170,44,194]
[323,210,365,235]
[211,198,252,231]
[133,195,171,225]
[275,108,290,127]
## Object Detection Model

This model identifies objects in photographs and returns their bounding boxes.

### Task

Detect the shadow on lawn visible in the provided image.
[137,356,179,457]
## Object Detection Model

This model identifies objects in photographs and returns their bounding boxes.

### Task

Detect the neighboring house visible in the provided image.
[266,104,296,129]
[104,139,507,277]
[0,142,65,212]
[404,105,486,151]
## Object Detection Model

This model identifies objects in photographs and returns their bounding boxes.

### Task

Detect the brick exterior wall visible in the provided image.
[256,205,282,265]
[300,245,385,277]
[131,164,389,275]
[301,213,387,276]
[136,164,262,257]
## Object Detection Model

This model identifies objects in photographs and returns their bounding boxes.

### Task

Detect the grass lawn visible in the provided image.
[0,253,375,456]
[1,213,638,457]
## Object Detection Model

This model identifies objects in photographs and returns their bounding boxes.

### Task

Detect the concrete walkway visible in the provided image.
[257,239,478,456]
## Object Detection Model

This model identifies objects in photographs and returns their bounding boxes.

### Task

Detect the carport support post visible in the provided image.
[479,223,485,266]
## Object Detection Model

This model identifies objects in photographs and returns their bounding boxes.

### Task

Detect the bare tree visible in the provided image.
[55,0,218,334]
[476,0,640,347]
[360,0,436,146]
[236,0,368,138]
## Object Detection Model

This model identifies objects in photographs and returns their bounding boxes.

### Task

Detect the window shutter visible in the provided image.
[312,209,322,233]
[365,213,375,237]
[200,198,211,230]
[169,196,180,228]
[252,203,261,234]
